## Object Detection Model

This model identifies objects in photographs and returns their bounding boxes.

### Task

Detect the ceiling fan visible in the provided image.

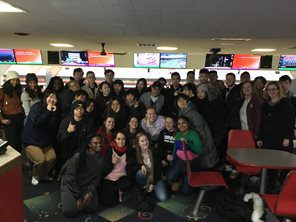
[100,42,127,56]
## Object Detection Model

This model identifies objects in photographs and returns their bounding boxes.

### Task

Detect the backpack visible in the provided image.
[204,188,253,222]
[122,187,155,212]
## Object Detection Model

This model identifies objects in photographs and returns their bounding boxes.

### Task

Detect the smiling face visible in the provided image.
[89,136,102,153]
[129,117,138,130]
[104,117,115,131]
[146,108,157,123]
[111,99,121,112]
[9,78,20,87]
[242,82,253,97]
[177,118,189,132]
[138,135,149,150]
[46,93,58,106]
[177,97,188,109]
[115,132,126,148]
[28,81,37,90]
[266,83,280,100]
[165,117,175,131]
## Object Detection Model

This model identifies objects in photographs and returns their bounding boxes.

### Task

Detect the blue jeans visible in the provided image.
[136,170,168,202]
[166,158,192,194]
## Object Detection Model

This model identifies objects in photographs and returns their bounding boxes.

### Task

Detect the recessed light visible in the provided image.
[14,32,30,36]
[251,48,276,52]
[50,43,74,48]
[0,1,26,12]
[157,46,178,51]
[220,42,235,46]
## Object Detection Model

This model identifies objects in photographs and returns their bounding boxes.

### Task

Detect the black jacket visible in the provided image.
[22,102,58,148]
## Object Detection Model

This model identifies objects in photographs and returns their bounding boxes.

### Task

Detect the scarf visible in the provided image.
[111,141,127,156]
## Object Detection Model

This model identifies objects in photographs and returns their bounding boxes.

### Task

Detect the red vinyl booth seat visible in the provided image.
[262,171,296,217]
[227,130,261,175]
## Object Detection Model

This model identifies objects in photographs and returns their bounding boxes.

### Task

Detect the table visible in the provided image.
[227,148,296,194]
[0,146,23,222]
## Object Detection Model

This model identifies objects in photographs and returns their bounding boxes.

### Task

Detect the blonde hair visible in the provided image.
[264,81,284,99]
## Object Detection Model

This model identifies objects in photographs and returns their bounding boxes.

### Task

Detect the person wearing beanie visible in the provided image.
[58,99,95,172]
[140,81,165,115]
[0,71,25,153]
[21,73,42,116]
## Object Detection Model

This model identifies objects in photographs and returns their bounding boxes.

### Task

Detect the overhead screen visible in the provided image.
[232,54,261,70]
[14,49,42,64]
[278,55,296,70]
[60,51,88,66]
[0,49,16,64]
[160,53,187,68]
[88,51,115,67]
[205,54,233,69]
[134,53,160,68]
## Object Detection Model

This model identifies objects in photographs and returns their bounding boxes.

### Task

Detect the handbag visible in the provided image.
[175,140,198,161]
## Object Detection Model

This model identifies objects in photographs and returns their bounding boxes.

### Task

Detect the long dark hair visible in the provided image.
[24,85,42,99]
[3,80,22,97]
[44,76,64,93]
[101,114,116,145]
[77,134,102,172]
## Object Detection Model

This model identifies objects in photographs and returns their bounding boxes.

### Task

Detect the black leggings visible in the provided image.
[100,176,130,207]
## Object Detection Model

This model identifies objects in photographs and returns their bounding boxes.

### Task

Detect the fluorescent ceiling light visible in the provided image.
[157,46,178,51]
[0,1,26,12]
[251,48,276,52]
[50,43,74,47]
[211,38,251,42]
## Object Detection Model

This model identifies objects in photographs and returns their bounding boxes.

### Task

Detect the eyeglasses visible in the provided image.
[74,107,84,111]
[266,88,278,91]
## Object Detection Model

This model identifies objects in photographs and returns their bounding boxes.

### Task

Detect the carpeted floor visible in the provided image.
[23,165,278,222]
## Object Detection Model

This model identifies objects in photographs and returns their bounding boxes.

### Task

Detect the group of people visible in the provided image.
[0,67,295,216]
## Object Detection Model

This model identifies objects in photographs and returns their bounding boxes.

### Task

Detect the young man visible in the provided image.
[141,107,165,143]
[71,68,85,87]
[81,71,98,99]
[186,71,196,84]
[197,68,220,101]
[140,81,165,115]
[104,69,115,86]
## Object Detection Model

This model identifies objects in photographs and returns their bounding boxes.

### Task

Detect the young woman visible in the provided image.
[134,78,148,100]
[135,132,168,201]
[61,134,105,217]
[175,93,219,170]
[123,116,143,150]
[113,79,125,101]
[95,81,112,125]
[166,116,202,193]
[101,131,130,206]
[21,73,42,117]
[230,81,264,136]
[22,91,59,185]
[44,76,64,95]
[0,71,25,153]
[97,115,116,155]
[158,114,177,172]
[103,98,127,130]
[257,81,295,192]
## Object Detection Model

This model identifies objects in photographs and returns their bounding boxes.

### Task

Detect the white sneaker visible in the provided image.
[31,177,39,185]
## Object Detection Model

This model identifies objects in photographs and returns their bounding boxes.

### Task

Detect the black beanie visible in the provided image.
[71,100,86,111]
[26,73,38,84]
